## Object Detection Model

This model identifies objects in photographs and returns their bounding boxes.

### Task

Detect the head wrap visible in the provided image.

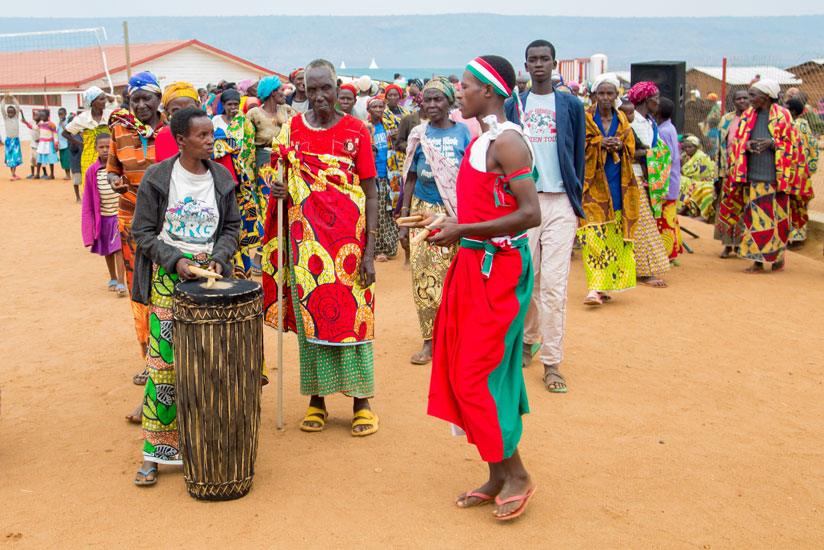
[466,56,523,127]
[161,81,198,107]
[357,75,373,92]
[221,89,241,104]
[752,78,780,99]
[627,81,659,105]
[290,68,305,82]
[237,78,255,95]
[127,71,161,95]
[339,83,358,97]
[84,86,106,107]
[367,95,385,108]
[422,77,456,104]
[257,75,282,100]
[384,84,404,99]
[568,80,581,91]
[707,92,719,101]
[593,73,621,93]
[408,78,424,91]
[684,135,701,147]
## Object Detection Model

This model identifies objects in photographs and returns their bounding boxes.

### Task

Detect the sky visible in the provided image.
[6,0,824,17]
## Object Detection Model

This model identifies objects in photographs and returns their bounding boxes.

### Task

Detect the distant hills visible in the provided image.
[2,15,823,74]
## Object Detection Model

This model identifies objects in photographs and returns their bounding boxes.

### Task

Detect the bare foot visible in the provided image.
[744,262,765,274]
[125,402,142,424]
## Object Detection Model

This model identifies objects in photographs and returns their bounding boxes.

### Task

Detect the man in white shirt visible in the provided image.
[506,40,586,393]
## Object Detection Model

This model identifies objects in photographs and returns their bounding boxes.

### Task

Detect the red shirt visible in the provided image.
[289,113,377,181]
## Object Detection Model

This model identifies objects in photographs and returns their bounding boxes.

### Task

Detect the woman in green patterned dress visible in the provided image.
[130,106,240,486]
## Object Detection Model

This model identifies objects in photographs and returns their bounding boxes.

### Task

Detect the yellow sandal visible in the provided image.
[351,409,379,437]
[300,406,328,432]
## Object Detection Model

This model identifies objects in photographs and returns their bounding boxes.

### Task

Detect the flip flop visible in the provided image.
[300,406,328,432]
[456,491,494,508]
[410,352,431,365]
[107,279,118,292]
[134,467,157,486]
[351,409,379,437]
[583,292,602,306]
[771,261,785,272]
[543,366,567,394]
[115,284,128,297]
[638,278,667,288]
[494,484,538,521]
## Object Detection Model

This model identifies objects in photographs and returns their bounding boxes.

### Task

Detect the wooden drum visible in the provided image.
[172,278,263,501]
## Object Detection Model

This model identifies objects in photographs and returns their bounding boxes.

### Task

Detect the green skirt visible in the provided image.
[291,263,375,399]
[577,210,636,292]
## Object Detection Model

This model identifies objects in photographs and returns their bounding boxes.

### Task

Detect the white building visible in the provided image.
[0,39,284,137]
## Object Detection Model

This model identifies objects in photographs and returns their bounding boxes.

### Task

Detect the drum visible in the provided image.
[172,278,264,501]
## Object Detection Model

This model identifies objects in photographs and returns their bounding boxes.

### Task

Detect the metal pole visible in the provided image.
[123,21,132,80]
[721,58,727,111]
[276,161,284,430]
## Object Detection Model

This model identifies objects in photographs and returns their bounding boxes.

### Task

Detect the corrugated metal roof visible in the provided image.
[0,39,281,90]
[691,66,801,85]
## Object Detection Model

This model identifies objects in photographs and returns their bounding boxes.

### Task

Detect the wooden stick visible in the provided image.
[396,215,424,225]
[276,161,284,431]
[680,226,700,239]
[188,265,222,280]
[410,214,446,246]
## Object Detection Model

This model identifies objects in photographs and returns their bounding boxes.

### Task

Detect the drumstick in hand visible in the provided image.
[411,214,447,246]
[188,265,222,288]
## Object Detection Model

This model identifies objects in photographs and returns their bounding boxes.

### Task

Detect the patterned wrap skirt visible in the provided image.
[409,196,458,340]
[655,200,683,261]
[740,182,789,263]
[375,176,399,258]
[4,137,22,168]
[577,211,636,292]
[634,184,671,277]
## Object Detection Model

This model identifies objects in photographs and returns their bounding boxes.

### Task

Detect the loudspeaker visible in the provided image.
[630,61,686,132]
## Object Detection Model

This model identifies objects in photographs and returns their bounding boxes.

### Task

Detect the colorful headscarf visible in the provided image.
[339,83,358,97]
[422,77,456,104]
[684,135,701,147]
[627,81,659,106]
[161,81,198,107]
[257,75,282,100]
[367,95,385,109]
[384,84,404,99]
[289,68,305,82]
[127,71,161,95]
[237,78,255,95]
[466,56,523,127]
[84,86,106,108]
[408,78,424,91]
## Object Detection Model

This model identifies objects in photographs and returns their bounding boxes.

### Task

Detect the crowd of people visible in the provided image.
[0,36,821,522]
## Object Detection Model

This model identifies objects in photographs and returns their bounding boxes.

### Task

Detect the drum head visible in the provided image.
[175,278,262,306]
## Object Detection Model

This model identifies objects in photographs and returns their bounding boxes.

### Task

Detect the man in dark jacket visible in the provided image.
[505,39,585,394]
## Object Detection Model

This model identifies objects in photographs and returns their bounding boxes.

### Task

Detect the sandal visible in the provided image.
[583,291,602,306]
[300,406,328,432]
[522,342,540,368]
[744,264,765,274]
[771,260,785,272]
[134,467,157,486]
[494,485,538,521]
[107,280,118,292]
[351,409,379,437]
[132,368,148,386]
[543,365,567,393]
[375,254,389,263]
[456,490,495,508]
[638,277,667,288]
[410,351,432,365]
[115,283,128,297]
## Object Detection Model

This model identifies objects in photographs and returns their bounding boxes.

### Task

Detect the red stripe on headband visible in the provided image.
[473,57,512,96]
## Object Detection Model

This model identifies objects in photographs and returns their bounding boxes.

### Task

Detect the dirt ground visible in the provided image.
[1,155,824,549]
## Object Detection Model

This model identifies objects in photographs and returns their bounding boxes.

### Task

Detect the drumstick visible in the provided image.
[276,160,284,431]
[396,214,424,225]
[410,214,447,246]
[188,265,222,289]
